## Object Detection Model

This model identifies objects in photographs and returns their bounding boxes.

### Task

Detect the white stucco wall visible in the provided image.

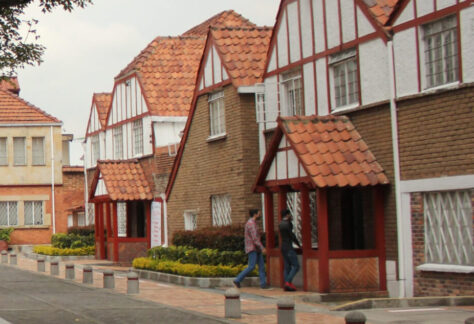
[288,1,301,63]
[416,0,434,17]
[213,47,222,85]
[437,0,457,11]
[341,0,356,43]
[277,10,289,68]
[315,58,329,116]
[204,51,213,88]
[393,0,415,26]
[461,5,474,83]
[303,62,316,116]
[300,0,313,58]
[393,28,419,97]
[326,0,340,49]
[357,7,375,37]
[313,0,326,53]
[359,39,390,105]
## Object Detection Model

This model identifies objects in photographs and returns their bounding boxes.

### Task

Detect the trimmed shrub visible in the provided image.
[51,233,94,249]
[0,227,14,243]
[172,224,245,251]
[33,246,95,256]
[133,257,257,278]
[67,225,94,236]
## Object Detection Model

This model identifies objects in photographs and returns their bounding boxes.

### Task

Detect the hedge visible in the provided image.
[51,233,94,249]
[148,245,247,267]
[172,224,245,251]
[33,246,95,256]
[67,225,94,236]
[133,257,257,278]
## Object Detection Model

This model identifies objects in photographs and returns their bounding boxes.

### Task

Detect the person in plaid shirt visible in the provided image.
[233,209,271,289]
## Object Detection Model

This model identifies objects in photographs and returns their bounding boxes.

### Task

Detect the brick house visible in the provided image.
[0,78,84,248]
[166,26,272,239]
[84,11,258,263]
[255,0,473,296]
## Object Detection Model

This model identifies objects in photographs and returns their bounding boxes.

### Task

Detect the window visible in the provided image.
[91,135,100,163]
[132,119,143,156]
[209,91,225,137]
[117,202,127,237]
[184,211,197,231]
[113,126,123,159]
[32,137,45,165]
[0,137,7,165]
[424,190,473,266]
[0,202,18,226]
[24,201,43,225]
[211,194,231,226]
[13,137,26,166]
[423,15,459,89]
[286,191,318,248]
[281,70,303,116]
[330,49,359,108]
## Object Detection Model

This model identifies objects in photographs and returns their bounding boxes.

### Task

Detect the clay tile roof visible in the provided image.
[281,115,389,188]
[211,26,273,87]
[0,77,20,94]
[93,93,112,127]
[0,89,61,124]
[97,160,153,201]
[362,0,402,26]
[182,10,256,36]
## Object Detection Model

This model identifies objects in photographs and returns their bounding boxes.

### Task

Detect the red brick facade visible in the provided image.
[56,168,85,234]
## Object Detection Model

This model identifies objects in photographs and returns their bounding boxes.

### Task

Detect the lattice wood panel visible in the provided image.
[329,258,379,292]
[306,258,319,292]
[269,256,281,287]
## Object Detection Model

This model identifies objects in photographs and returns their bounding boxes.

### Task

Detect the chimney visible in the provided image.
[0,77,20,95]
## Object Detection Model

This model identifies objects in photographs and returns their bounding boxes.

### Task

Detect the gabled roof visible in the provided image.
[93,93,112,128]
[254,115,389,190]
[363,0,403,26]
[0,89,61,124]
[211,26,273,87]
[90,160,153,201]
[182,10,256,36]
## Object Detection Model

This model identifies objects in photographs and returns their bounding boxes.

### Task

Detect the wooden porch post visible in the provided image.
[112,202,119,262]
[98,203,106,260]
[278,188,287,287]
[300,186,311,291]
[94,203,100,260]
[317,188,329,293]
[105,203,112,239]
[264,191,274,285]
[374,187,387,291]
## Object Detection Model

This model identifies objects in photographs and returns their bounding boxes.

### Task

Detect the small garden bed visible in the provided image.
[33,246,95,256]
[33,225,95,256]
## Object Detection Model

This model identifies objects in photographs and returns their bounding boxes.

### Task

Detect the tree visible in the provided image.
[0,0,92,76]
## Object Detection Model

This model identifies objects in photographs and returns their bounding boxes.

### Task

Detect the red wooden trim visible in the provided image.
[211,44,215,86]
[105,202,111,238]
[300,186,310,291]
[115,237,148,243]
[456,11,463,84]
[134,77,138,117]
[337,0,343,46]
[113,202,119,262]
[306,250,319,258]
[94,203,99,260]
[98,203,106,260]
[317,188,329,293]
[264,191,274,284]
[434,0,437,12]
[374,187,387,291]
[356,47,362,106]
[414,0,422,93]
[354,0,359,39]
[309,1,319,115]
[264,177,313,188]
[278,190,287,287]
[354,0,390,42]
[196,79,232,97]
[297,0,303,62]
[105,112,150,131]
[387,0,413,26]
[146,201,151,249]
[328,249,379,258]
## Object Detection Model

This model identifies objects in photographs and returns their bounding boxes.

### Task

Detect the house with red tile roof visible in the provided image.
[256,0,473,297]
[84,11,259,263]
[0,80,84,248]
[165,26,272,238]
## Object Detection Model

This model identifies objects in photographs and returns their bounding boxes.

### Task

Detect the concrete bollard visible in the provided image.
[37,258,45,272]
[103,270,115,289]
[224,288,241,318]
[127,272,139,294]
[9,253,17,265]
[83,266,93,284]
[50,260,59,276]
[465,317,474,324]
[65,263,75,280]
[345,311,367,324]
[277,297,295,324]
[1,250,7,264]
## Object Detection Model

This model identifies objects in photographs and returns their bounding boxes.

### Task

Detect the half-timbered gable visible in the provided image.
[85,93,111,168]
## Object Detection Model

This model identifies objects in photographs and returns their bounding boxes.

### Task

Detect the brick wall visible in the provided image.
[410,192,474,296]
[55,170,85,234]
[167,85,262,242]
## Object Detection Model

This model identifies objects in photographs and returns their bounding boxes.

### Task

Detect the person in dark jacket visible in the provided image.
[279,209,301,291]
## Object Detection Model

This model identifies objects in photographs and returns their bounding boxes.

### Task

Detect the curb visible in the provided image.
[23,252,95,262]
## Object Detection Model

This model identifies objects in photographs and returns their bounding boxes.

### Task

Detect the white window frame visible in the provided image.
[13,137,26,166]
[0,201,18,226]
[211,194,232,226]
[132,119,144,156]
[184,210,197,231]
[91,134,100,164]
[280,70,303,116]
[422,15,459,90]
[0,137,7,166]
[113,126,123,160]
[329,49,359,110]
[208,91,226,138]
[24,201,43,226]
[32,137,45,166]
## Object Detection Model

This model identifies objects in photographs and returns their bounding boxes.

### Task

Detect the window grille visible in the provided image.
[281,71,303,116]
[113,126,123,159]
[13,137,26,166]
[424,190,473,266]
[24,201,43,225]
[255,88,266,123]
[87,203,95,225]
[32,137,45,165]
[0,202,18,226]
[0,138,7,165]
[330,49,358,108]
[117,202,127,237]
[132,119,143,156]
[423,15,458,88]
[286,191,318,248]
[91,135,100,163]
[211,194,231,226]
[209,91,226,137]
[184,211,197,231]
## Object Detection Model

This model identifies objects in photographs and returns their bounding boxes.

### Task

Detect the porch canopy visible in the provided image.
[89,160,153,262]
[253,115,389,293]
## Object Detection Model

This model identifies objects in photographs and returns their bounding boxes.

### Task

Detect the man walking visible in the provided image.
[233,209,270,289]
[279,209,301,291]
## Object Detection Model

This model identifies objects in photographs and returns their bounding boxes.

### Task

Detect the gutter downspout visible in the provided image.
[82,141,89,225]
[160,193,168,246]
[50,126,56,234]
[387,41,405,297]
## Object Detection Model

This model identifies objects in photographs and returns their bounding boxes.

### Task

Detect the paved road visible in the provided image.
[0,265,226,324]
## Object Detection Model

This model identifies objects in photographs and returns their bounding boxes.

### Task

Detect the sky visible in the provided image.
[17,0,280,165]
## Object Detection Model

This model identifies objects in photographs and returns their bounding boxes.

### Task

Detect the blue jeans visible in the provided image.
[282,248,300,284]
[235,251,267,287]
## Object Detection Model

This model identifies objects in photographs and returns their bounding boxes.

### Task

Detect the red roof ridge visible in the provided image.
[182,10,256,36]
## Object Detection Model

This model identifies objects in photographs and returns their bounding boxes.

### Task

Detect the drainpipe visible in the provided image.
[387,41,405,297]
[82,141,89,225]
[50,126,56,234]
[160,193,168,246]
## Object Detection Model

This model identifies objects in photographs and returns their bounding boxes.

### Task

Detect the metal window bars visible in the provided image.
[211,194,232,226]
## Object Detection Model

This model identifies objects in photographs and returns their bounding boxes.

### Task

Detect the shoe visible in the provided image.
[284,282,296,291]
[233,280,241,288]
[260,284,273,290]
[287,282,297,290]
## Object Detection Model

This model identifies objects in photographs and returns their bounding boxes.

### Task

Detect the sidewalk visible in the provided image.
[8,255,346,324]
